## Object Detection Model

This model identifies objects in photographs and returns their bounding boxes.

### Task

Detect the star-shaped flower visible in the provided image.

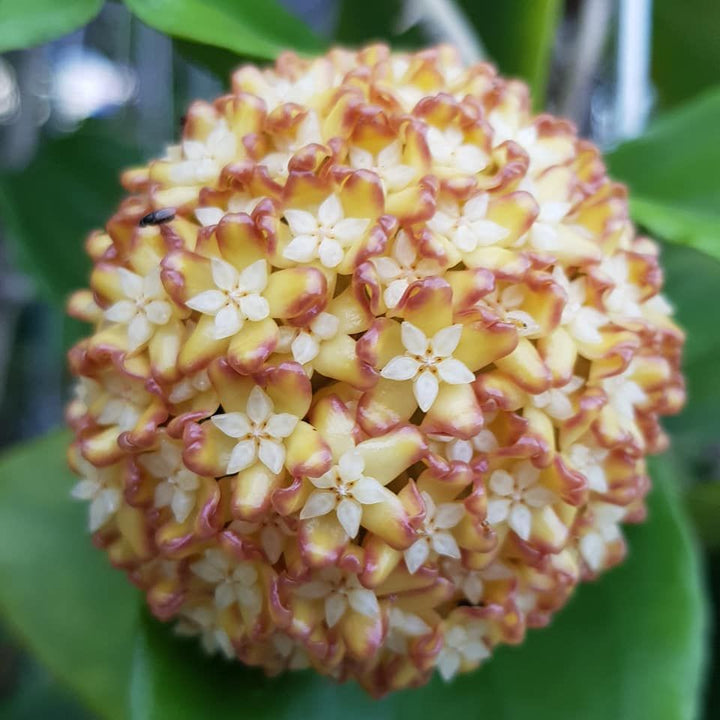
[139,437,201,523]
[372,230,441,309]
[380,321,475,412]
[427,194,509,253]
[294,567,379,628]
[186,257,270,339]
[404,491,464,574]
[348,140,416,193]
[531,375,584,421]
[283,194,371,269]
[190,549,262,613]
[486,462,556,541]
[552,266,607,344]
[436,619,491,680]
[70,458,122,532]
[566,442,610,493]
[210,385,299,475]
[276,312,339,365]
[104,267,173,351]
[299,448,387,538]
[425,125,488,175]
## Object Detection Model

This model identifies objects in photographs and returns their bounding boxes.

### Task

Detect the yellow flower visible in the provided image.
[67,44,685,694]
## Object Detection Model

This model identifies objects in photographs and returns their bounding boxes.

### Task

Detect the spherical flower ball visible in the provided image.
[66,44,685,694]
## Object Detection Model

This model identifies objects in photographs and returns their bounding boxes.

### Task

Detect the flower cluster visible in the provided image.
[67,44,685,695]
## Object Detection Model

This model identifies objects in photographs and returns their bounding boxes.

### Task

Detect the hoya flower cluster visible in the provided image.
[67,45,685,694]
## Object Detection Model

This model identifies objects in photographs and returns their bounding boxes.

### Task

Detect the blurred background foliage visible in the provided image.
[0,1,718,718]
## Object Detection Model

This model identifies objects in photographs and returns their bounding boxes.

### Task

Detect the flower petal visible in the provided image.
[336,497,362,538]
[186,290,227,314]
[211,412,251,439]
[400,321,428,355]
[380,355,421,381]
[258,438,286,475]
[227,439,257,474]
[436,358,475,385]
[351,476,387,505]
[300,490,337,519]
[210,257,239,291]
[246,386,273,424]
[348,587,379,618]
[414,370,439,412]
[404,538,430,574]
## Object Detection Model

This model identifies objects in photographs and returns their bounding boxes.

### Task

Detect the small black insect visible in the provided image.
[139,208,176,227]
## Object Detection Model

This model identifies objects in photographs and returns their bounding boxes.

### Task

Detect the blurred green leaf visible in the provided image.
[0,123,142,306]
[607,87,720,262]
[0,0,102,53]
[124,0,322,61]
[457,0,563,107]
[653,0,720,108]
[130,456,705,720]
[0,430,140,720]
[659,244,720,466]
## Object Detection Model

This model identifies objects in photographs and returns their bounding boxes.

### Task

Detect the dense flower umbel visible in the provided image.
[66,44,685,695]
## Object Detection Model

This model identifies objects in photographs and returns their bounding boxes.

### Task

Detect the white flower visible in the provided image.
[579,502,627,572]
[488,116,569,174]
[348,140,416,192]
[385,607,432,653]
[168,369,212,405]
[436,620,491,681]
[566,442,610,493]
[380,322,475,412]
[404,491,464,574]
[428,428,499,464]
[486,462,556,541]
[598,254,643,317]
[527,200,573,253]
[170,119,237,185]
[94,376,147,432]
[259,111,322,178]
[480,284,541,337]
[211,386,299,475]
[70,457,122,532]
[175,605,235,659]
[442,559,514,605]
[427,194,508,253]
[275,312,339,366]
[228,516,295,564]
[139,438,201,523]
[104,267,173,351]
[601,364,647,422]
[294,567,379,628]
[186,257,270,340]
[283,194,371,269]
[194,193,262,226]
[371,230,441,309]
[425,125,488,175]
[270,633,310,670]
[190,549,262,614]
[299,448,387,539]
[531,375,584,420]
[552,266,607,344]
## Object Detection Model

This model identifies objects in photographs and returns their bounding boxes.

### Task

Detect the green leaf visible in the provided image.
[130,456,706,720]
[659,244,720,466]
[0,0,103,53]
[457,0,563,108]
[653,0,720,109]
[124,0,322,62]
[0,123,142,306]
[607,88,720,262]
[0,430,140,720]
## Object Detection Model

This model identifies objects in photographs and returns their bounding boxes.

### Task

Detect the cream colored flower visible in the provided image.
[299,448,387,538]
[211,386,298,475]
[348,140,416,192]
[139,438,201,523]
[294,567,379,628]
[404,491,464,574]
[486,462,556,541]
[428,194,508,253]
[381,322,475,412]
[425,125,487,174]
[190,549,261,613]
[283,193,371,268]
[104,267,172,351]
[70,458,121,532]
[186,258,270,339]
[276,312,339,365]
[436,620,491,680]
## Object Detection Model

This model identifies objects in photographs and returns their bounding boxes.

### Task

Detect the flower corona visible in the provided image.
[67,45,685,694]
